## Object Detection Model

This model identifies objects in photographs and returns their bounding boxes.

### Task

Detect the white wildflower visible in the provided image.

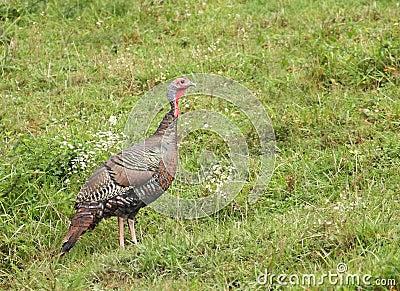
[108,115,117,126]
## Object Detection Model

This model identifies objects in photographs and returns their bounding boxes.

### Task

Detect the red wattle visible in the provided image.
[174,101,179,117]
[175,89,185,100]
[174,89,184,117]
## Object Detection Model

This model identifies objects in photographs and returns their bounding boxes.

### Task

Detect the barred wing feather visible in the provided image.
[76,141,162,203]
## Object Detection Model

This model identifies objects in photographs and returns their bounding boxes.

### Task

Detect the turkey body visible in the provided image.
[61,77,194,254]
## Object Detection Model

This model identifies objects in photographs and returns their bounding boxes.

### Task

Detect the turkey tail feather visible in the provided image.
[61,203,103,255]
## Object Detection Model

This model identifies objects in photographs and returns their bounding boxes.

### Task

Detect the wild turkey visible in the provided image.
[61,77,195,254]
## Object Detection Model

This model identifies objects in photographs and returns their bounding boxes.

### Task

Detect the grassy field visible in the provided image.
[1,0,400,289]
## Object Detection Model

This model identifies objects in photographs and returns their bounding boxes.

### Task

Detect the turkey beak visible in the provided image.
[187,81,196,88]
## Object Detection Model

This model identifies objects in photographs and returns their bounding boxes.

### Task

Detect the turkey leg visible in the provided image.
[118,217,125,249]
[128,218,138,244]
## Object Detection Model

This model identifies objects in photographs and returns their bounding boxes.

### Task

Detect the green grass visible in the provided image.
[1,0,400,289]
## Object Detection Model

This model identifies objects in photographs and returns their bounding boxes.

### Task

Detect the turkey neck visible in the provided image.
[152,101,178,177]
[153,101,178,142]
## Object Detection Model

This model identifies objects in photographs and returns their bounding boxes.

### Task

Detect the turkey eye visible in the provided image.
[180,79,185,84]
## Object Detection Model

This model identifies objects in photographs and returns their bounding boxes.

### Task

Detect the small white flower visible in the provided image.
[108,116,117,126]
